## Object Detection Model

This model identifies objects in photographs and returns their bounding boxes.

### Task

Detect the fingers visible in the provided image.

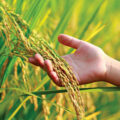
[44,60,53,72]
[29,57,40,66]
[29,54,44,68]
[29,54,62,87]
[44,60,62,86]
[58,34,81,49]
[34,54,44,68]
[48,71,62,86]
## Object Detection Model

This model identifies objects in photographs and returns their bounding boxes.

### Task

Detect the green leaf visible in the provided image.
[79,0,104,39]
[67,0,104,54]
[5,87,76,119]
[29,0,49,29]
[23,0,40,21]
[31,87,120,95]
[50,1,76,49]
[15,0,24,14]
[0,56,8,71]
[0,56,17,87]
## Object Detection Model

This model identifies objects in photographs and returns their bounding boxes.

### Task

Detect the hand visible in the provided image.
[29,34,108,86]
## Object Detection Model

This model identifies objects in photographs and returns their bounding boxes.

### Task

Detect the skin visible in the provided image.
[29,34,120,87]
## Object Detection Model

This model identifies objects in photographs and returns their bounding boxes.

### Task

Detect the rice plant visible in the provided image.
[0,2,84,119]
[0,0,120,120]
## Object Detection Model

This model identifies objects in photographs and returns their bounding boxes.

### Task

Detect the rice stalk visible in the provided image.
[39,73,50,119]
[56,86,64,120]
[0,3,84,120]
[0,83,6,103]
[4,86,75,120]
[33,96,38,111]
[56,92,64,120]
[14,60,18,80]
[19,97,26,109]
[21,63,28,90]
[7,76,49,120]
[42,95,50,120]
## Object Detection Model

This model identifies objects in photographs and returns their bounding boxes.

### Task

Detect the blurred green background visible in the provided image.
[0,0,120,120]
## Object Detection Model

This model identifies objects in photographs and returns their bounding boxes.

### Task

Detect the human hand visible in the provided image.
[29,34,108,86]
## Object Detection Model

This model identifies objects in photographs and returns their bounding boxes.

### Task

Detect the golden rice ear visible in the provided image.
[0,4,85,119]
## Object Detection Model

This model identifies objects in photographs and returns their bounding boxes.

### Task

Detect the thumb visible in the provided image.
[58,34,81,49]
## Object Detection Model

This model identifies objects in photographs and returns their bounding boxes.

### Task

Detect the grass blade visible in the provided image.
[0,57,17,87]
[50,1,76,48]
[15,0,23,14]
[79,0,104,39]
[8,75,50,120]
[1,87,120,95]
[31,87,120,95]
[85,24,106,42]
[67,0,104,54]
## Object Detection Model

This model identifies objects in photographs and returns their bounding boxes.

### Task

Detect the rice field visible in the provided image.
[0,0,120,120]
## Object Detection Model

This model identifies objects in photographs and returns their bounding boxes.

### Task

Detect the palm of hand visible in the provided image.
[63,43,107,85]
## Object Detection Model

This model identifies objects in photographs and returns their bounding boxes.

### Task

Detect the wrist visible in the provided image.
[104,55,120,86]
[104,55,112,82]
